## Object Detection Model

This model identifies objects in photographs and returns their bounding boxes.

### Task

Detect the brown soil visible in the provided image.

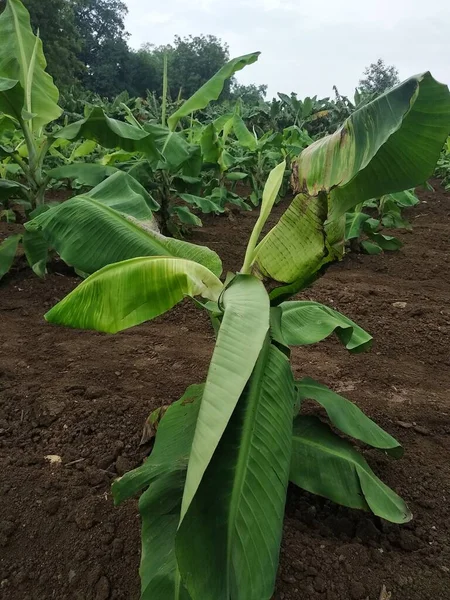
[1,183,450,600]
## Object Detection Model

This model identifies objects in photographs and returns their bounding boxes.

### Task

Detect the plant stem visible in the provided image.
[21,120,38,173]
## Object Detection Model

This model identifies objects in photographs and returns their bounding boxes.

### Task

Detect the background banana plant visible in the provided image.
[44,70,450,598]
[0,0,260,277]
[345,189,420,255]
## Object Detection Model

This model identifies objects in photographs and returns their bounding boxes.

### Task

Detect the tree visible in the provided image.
[21,0,84,89]
[167,35,230,99]
[359,59,400,95]
[72,0,130,95]
[230,83,267,105]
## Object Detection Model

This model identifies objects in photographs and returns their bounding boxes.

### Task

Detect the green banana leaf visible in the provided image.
[172,205,202,227]
[45,256,223,333]
[200,123,220,164]
[0,0,61,129]
[179,193,224,214]
[293,73,450,220]
[144,123,201,173]
[85,171,159,213]
[232,114,257,151]
[180,275,270,522]
[345,211,370,240]
[113,384,203,600]
[69,139,97,160]
[386,189,419,207]
[168,53,260,131]
[279,301,372,352]
[25,195,222,276]
[53,107,161,161]
[0,77,25,122]
[0,177,29,201]
[177,341,295,600]
[0,233,21,279]
[290,416,411,524]
[139,472,191,600]
[48,163,118,188]
[368,232,402,251]
[296,378,402,457]
[113,384,204,504]
[22,227,47,277]
[361,240,383,255]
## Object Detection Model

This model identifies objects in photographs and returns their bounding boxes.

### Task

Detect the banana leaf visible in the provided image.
[45,256,223,333]
[252,73,450,288]
[296,378,402,457]
[293,73,450,219]
[0,233,21,279]
[53,107,161,161]
[180,275,270,522]
[177,341,295,600]
[290,416,411,523]
[25,194,222,276]
[168,53,260,130]
[0,0,62,129]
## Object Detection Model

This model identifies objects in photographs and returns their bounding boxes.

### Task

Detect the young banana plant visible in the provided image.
[44,72,450,599]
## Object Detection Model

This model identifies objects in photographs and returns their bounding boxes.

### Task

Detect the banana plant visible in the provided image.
[345,189,419,255]
[53,52,261,234]
[436,135,450,190]
[43,70,450,600]
[0,0,164,279]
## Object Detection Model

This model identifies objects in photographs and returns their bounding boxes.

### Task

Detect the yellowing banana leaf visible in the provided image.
[0,0,61,129]
[252,192,344,284]
[291,416,411,524]
[253,73,450,289]
[168,53,260,131]
[45,256,223,333]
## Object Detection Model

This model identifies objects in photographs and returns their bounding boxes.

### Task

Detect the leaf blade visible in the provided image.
[291,416,411,523]
[180,275,270,522]
[280,301,372,352]
[44,256,223,333]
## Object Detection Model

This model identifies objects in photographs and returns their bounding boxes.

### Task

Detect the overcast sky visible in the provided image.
[124,0,450,100]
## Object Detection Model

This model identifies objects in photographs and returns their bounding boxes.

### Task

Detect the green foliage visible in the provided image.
[345,189,419,254]
[436,136,450,189]
[44,82,450,593]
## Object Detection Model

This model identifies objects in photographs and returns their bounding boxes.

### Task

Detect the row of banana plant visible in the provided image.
[1,0,441,284]
[44,65,450,599]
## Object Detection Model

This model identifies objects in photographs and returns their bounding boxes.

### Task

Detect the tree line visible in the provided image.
[15,0,398,101]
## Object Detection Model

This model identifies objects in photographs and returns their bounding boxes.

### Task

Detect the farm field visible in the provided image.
[1,182,449,600]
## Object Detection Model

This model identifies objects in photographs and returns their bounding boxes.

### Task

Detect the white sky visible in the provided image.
[124,0,450,99]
